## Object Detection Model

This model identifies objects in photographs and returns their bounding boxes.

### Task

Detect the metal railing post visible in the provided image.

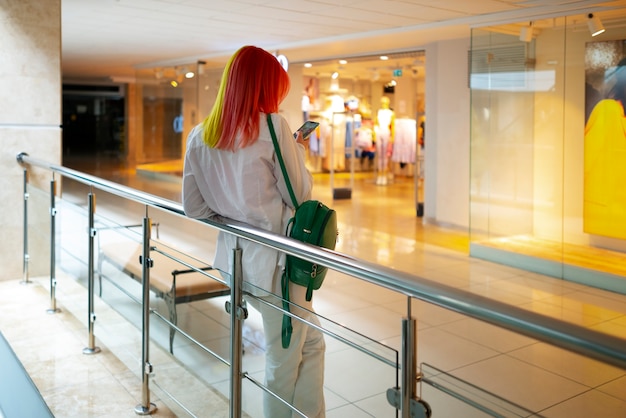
[47,176,61,314]
[400,297,431,418]
[83,188,101,355]
[229,247,246,418]
[401,298,417,418]
[21,169,30,285]
[135,212,157,415]
[389,297,431,417]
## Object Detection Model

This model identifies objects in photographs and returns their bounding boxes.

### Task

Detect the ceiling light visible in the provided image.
[304,63,312,68]
[519,22,533,42]
[338,59,347,65]
[380,56,388,61]
[587,13,605,37]
[331,71,339,79]
[185,71,195,78]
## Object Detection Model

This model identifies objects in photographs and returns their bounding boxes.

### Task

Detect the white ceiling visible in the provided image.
[62,0,626,82]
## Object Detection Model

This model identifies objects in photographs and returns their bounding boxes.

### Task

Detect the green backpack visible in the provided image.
[285,200,338,299]
[267,115,338,348]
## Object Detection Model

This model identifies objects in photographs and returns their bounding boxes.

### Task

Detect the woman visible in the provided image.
[182,46,326,418]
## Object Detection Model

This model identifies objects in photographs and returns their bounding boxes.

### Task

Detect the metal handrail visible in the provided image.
[17,152,626,372]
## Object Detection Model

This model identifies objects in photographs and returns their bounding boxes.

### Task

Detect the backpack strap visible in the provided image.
[267,113,298,349]
[267,114,299,209]
[281,270,293,349]
[306,276,315,301]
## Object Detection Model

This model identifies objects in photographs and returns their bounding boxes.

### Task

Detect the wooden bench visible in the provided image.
[97,240,230,354]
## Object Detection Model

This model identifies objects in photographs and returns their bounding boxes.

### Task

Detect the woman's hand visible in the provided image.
[294,130,309,150]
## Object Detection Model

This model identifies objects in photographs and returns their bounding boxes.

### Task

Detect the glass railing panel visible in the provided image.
[239,283,399,417]
[25,183,52,280]
[421,363,538,417]
[53,181,546,418]
[50,188,229,416]
[56,193,90,282]
[52,180,402,417]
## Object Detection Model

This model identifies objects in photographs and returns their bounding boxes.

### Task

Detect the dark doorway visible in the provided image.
[62,84,125,157]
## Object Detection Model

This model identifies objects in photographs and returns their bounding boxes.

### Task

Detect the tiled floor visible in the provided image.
[1,155,626,417]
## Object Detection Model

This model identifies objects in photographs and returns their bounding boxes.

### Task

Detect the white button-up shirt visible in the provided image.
[182,113,312,294]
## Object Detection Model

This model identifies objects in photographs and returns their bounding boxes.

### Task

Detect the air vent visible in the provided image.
[468,43,535,90]
[470,44,530,74]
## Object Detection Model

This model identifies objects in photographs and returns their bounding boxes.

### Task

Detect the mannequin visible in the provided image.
[301,91,310,122]
[320,95,346,171]
[375,96,395,185]
[355,118,375,171]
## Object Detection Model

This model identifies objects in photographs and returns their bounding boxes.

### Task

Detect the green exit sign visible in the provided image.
[393,69,402,77]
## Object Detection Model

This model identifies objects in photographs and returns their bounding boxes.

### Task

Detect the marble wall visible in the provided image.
[0,1,61,280]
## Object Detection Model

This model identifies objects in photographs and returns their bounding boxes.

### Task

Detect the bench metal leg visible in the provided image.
[166,292,177,354]
[97,253,104,298]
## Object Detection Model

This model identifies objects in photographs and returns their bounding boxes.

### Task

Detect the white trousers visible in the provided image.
[376,132,391,172]
[247,281,326,418]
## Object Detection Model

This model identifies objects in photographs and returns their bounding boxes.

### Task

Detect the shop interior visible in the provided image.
[297,52,425,183]
[292,52,426,208]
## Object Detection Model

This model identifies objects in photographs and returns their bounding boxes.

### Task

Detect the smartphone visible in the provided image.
[293,121,319,140]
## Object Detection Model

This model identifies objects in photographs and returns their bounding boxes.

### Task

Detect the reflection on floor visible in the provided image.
[2,154,626,417]
[476,235,626,278]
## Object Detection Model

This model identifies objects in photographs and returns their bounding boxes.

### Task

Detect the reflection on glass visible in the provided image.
[421,363,537,417]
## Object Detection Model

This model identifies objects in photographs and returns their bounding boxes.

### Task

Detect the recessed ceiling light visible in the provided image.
[380,56,389,61]
[339,59,347,65]
[304,63,313,68]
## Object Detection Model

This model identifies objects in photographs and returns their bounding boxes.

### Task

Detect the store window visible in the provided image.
[298,52,426,213]
[469,15,626,294]
[300,52,425,203]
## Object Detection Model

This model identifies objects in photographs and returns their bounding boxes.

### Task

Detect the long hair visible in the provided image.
[202,46,291,150]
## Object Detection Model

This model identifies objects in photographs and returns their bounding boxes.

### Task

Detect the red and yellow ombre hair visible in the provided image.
[202,46,291,150]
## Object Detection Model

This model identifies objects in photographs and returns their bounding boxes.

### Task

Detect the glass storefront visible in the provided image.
[469,16,626,294]
[131,61,212,166]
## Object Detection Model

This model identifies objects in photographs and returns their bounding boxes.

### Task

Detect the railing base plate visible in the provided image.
[134,403,157,415]
[82,347,101,355]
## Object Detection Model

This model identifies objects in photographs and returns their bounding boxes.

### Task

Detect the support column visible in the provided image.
[1,1,62,280]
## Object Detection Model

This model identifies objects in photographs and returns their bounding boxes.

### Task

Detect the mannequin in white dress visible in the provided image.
[375,96,395,185]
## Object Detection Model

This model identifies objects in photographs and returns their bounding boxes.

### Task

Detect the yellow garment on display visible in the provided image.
[583,99,626,239]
